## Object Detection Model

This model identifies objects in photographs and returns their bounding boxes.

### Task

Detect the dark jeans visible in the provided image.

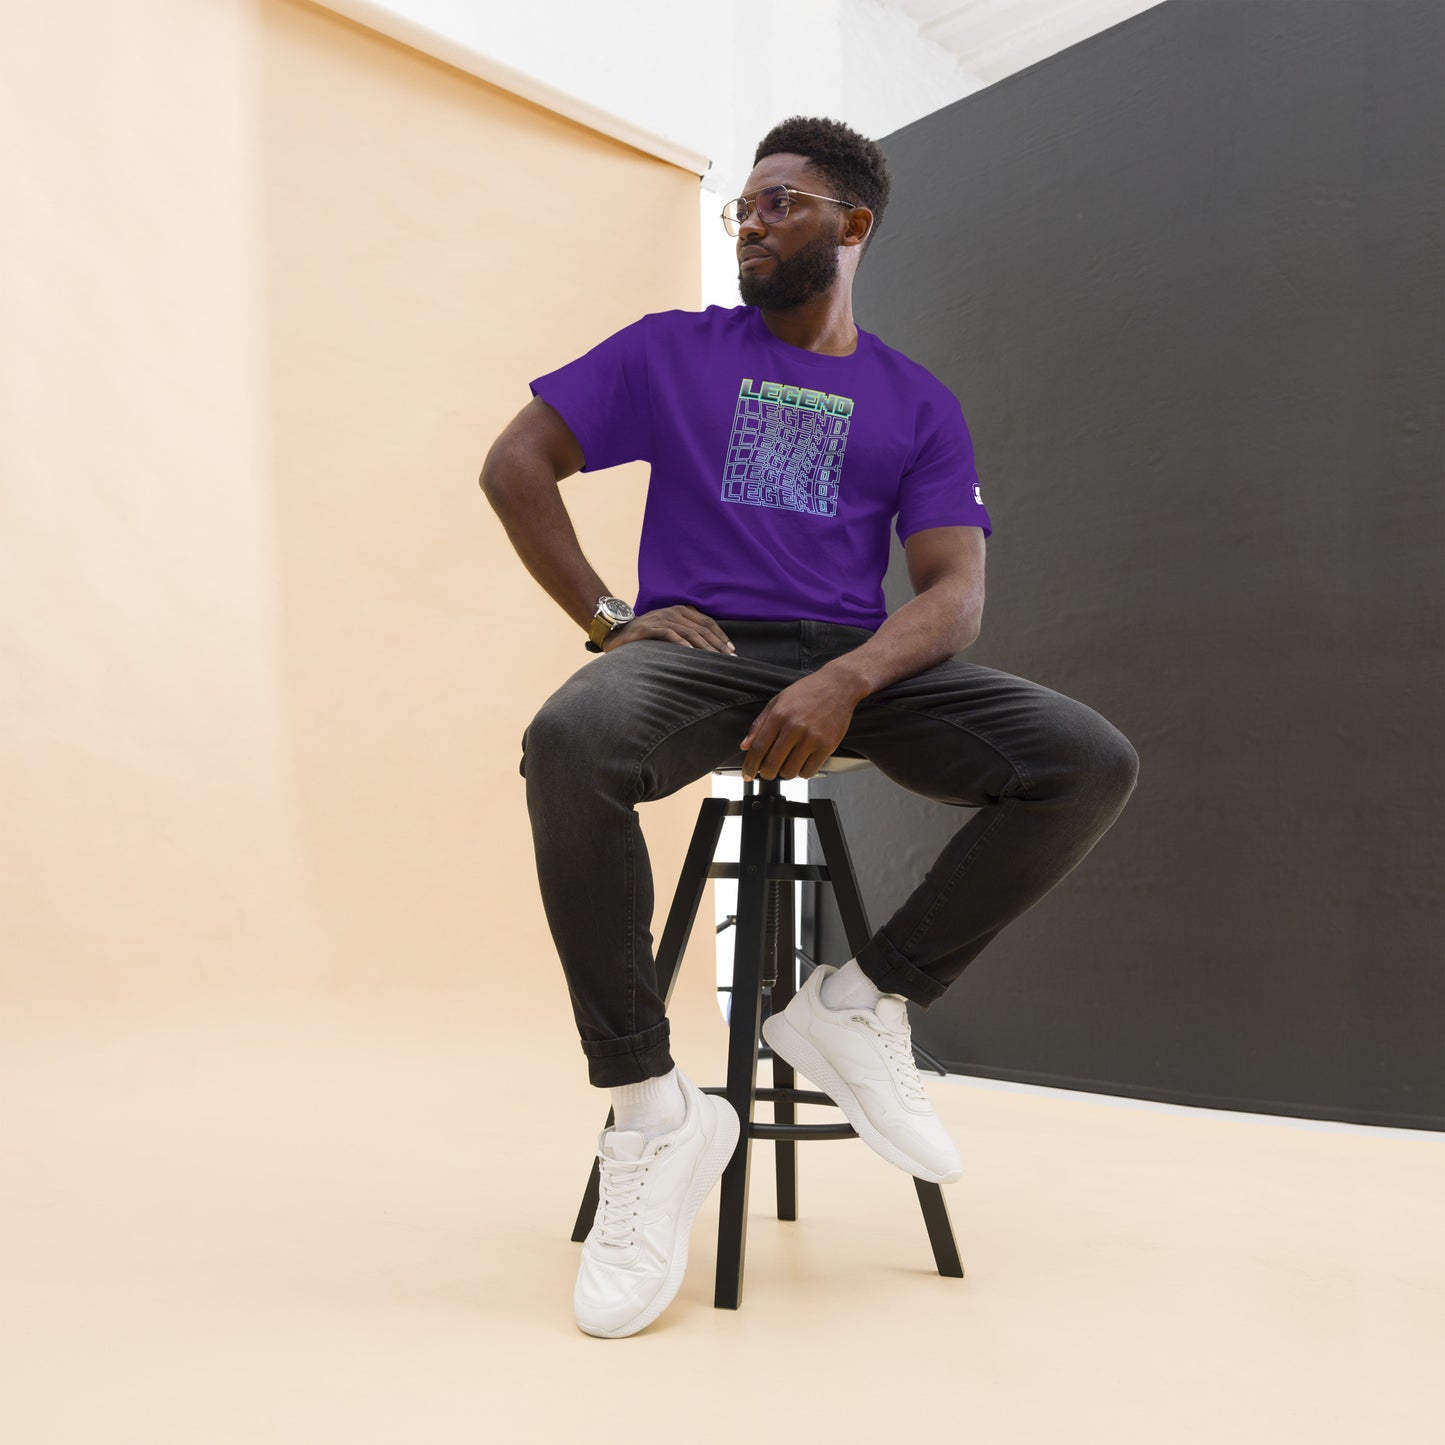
[521,621,1139,1087]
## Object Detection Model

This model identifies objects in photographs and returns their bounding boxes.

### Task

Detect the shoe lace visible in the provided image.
[858,1014,929,1107]
[594,1145,666,1249]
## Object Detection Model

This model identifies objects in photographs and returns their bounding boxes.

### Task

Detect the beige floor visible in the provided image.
[2,981,1441,1445]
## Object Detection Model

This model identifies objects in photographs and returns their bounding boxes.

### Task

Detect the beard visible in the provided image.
[737,230,840,310]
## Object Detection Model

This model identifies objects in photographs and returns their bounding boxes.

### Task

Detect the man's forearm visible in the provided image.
[818,584,982,703]
[480,447,610,633]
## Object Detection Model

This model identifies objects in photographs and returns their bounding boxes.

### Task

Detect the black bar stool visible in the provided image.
[570,756,964,1310]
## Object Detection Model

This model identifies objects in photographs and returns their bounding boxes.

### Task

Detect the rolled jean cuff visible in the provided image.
[855,929,948,1006]
[580,1019,675,1088]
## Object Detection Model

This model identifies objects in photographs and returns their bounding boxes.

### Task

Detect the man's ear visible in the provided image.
[841,205,874,248]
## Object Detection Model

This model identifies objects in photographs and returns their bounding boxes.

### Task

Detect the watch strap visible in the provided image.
[587,612,615,650]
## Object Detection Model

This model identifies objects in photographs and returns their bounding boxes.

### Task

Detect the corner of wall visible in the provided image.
[840,0,983,138]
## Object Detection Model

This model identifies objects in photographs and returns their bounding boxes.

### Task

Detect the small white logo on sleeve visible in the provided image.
[973,484,982,504]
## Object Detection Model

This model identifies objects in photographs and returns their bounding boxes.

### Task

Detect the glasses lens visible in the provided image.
[722,186,793,235]
[756,186,791,224]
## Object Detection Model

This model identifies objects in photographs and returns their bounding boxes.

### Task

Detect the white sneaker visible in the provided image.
[762,965,962,1184]
[573,1070,739,1338]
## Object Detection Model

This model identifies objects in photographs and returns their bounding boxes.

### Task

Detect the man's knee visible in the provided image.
[519,683,593,785]
[1075,711,1139,816]
[1040,699,1139,817]
[519,665,652,801]
[1100,724,1140,803]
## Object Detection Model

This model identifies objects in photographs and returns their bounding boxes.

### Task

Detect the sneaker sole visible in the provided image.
[578,1093,741,1339]
[761,1013,961,1185]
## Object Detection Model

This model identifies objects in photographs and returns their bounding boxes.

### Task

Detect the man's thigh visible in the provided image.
[522,639,799,801]
[841,656,1115,806]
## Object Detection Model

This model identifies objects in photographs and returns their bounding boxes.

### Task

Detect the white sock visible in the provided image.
[820,958,888,1011]
[610,1068,686,1139]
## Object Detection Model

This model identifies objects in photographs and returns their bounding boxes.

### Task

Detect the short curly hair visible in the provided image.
[753,116,891,253]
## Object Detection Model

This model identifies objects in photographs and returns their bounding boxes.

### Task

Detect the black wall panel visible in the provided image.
[815,0,1443,1128]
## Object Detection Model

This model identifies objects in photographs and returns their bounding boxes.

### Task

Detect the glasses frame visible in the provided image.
[720,183,858,236]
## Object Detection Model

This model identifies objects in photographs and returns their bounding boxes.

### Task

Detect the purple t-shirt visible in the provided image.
[529,304,990,631]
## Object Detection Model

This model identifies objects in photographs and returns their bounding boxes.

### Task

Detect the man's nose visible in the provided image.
[737,206,767,243]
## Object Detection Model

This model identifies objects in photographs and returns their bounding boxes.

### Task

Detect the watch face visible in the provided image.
[600,598,635,624]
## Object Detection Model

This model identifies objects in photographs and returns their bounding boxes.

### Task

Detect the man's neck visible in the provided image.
[757,289,859,356]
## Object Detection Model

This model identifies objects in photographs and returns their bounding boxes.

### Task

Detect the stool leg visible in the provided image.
[808,796,872,953]
[658,797,732,1008]
[714,785,773,1309]
[570,798,729,1245]
[810,795,965,1281]
[771,816,799,1222]
[914,1178,965,1277]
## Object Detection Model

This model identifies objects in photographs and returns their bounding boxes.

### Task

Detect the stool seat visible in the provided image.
[712,751,875,777]
[570,771,964,1310]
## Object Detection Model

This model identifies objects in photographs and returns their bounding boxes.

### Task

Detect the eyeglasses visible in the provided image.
[720,183,857,236]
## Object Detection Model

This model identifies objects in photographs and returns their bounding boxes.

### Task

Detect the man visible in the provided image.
[481,116,1138,1338]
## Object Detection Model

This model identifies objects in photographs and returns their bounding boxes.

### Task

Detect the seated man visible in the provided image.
[481,116,1139,1338]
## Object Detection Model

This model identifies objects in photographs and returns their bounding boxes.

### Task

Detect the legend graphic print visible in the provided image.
[722,378,854,517]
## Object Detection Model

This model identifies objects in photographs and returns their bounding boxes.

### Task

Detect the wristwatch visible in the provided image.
[586,596,635,652]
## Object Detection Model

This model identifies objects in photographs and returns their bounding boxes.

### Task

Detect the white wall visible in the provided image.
[319,0,985,306]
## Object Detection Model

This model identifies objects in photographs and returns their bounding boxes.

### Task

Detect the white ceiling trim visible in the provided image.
[882,0,1168,86]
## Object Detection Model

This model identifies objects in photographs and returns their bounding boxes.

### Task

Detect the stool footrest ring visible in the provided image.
[706,863,830,882]
[702,1085,835,1108]
[700,1085,860,1141]
[750,1121,859,1142]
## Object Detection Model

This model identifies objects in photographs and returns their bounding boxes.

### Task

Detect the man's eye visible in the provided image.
[761,189,791,219]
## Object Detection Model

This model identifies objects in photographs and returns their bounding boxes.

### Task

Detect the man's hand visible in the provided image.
[739,670,863,781]
[603,606,735,654]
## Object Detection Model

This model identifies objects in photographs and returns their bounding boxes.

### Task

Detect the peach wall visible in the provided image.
[0,0,704,1014]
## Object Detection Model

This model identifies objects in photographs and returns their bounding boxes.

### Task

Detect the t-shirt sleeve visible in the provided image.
[528,316,654,473]
[895,388,993,542]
